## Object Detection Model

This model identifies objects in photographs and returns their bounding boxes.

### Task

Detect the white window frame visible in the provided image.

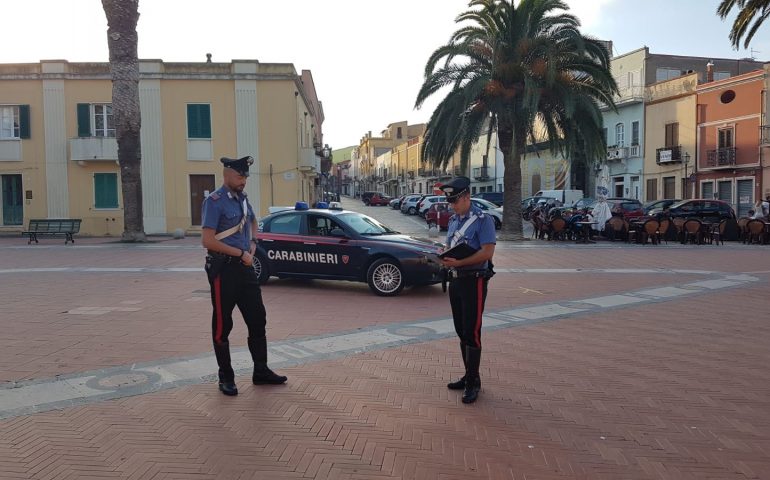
[656,67,681,82]
[615,123,625,147]
[91,104,115,138]
[0,105,20,139]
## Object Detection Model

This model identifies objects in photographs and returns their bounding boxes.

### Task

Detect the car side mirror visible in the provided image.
[329,228,347,238]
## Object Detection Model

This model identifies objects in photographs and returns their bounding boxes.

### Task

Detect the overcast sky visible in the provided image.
[6,0,769,149]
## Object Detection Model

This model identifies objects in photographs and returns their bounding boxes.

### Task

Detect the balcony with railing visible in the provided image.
[606,146,628,161]
[656,145,682,164]
[473,166,491,181]
[706,147,737,168]
[761,126,770,146]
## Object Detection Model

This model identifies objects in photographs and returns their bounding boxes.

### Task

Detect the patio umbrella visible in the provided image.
[592,165,612,232]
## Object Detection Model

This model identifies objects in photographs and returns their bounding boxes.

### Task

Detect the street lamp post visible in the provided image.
[683,152,691,199]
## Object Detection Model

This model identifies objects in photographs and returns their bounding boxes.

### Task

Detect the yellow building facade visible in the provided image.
[0,60,324,236]
[643,73,698,201]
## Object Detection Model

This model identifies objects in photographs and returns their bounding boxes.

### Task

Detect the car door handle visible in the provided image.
[304,242,316,245]
[261,238,274,242]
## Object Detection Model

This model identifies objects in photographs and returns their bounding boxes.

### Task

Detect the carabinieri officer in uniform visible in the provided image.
[201,156,287,396]
[439,176,496,404]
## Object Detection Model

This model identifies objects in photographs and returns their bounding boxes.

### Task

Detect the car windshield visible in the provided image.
[338,213,398,235]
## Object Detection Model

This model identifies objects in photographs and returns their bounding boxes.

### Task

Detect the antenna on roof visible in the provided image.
[750,48,760,61]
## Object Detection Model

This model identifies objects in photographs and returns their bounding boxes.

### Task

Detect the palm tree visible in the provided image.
[102,0,145,242]
[717,0,770,49]
[415,0,617,240]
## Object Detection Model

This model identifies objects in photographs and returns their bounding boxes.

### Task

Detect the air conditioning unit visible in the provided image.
[606,148,624,160]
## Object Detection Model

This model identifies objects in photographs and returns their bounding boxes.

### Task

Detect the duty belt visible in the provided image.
[207,250,241,263]
[449,269,488,279]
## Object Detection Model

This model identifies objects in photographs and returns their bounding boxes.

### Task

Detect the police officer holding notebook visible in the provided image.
[201,156,287,396]
[438,176,496,404]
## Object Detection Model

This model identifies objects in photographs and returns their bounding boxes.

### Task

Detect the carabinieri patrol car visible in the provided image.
[253,203,444,296]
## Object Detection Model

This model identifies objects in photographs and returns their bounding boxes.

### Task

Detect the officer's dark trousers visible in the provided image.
[448,276,488,384]
[208,261,267,382]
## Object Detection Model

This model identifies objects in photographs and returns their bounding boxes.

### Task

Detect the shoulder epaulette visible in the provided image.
[209,192,221,200]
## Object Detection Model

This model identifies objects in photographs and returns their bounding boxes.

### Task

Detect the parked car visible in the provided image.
[644,199,681,215]
[657,199,736,220]
[522,196,557,220]
[255,205,444,296]
[367,193,392,206]
[360,191,379,205]
[425,202,452,231]
[535,189,584,207]
[574,197,596,210]
[472,191,503,206]
[417,195,445,216]
[400,194,424,215]
[471,198,503,229]
[426,200,502,230]
[604,198,645,221]
[389,195,406,210]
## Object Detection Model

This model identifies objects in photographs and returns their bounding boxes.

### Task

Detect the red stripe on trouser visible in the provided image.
[213,276,223,344]
[474,277,483,347]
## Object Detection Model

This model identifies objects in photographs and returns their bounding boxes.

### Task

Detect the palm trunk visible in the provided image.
[103,0,145,242]
[499,121,525,241]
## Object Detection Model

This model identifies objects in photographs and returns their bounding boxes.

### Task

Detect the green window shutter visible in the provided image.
[94,173,119,208]
[77,103,91,137]
[18,105,31,139]
[187,104,211,139]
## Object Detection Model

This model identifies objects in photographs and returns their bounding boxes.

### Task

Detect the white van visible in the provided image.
[534,189,584,207]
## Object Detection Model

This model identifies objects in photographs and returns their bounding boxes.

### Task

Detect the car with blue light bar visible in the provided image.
[253,202,445,296]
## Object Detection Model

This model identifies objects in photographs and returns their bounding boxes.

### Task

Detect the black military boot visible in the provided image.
[214,343,238,396]
[447,342,467,390]
[248,336,288,385]
[462,346,481,404]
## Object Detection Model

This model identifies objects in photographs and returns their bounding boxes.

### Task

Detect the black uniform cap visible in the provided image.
[220,156,254,177]
[439,176,471,201]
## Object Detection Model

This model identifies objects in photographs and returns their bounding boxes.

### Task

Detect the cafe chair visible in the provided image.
[683,219,704,245]
[606,216,627,242]
[710,220,726,246]
[737,217,749,243]
[746,219,766,245]
[548,217,567,241]
[642,219,660,245]
[672,217,686,243]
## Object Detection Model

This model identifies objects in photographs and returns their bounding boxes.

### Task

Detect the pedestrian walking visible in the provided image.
[201,156,287,396]
[439,176,496,404]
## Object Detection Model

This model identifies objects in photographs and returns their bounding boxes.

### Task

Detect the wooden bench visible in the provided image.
[22,219,82,244]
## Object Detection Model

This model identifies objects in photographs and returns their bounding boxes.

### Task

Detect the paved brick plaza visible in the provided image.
[1,220,769,479]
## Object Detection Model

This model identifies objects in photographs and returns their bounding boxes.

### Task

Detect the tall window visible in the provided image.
[0,106,19,139]
[94,173,119,209]
[615,123,624,147]
[664,122,679,147]
[93,104,114,137]
[718,127,734,149]
[663,176,676,199]
[646,178,657,202]
[187,104,212,139]
[631,121,640,146]
[603,127,608,145]
[396,127,402,139]
[77,103,115,137]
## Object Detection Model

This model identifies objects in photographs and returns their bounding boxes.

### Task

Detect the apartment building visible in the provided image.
[0,59,324,235]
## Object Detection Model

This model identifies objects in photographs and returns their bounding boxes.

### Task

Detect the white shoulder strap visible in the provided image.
[450,213,479,248]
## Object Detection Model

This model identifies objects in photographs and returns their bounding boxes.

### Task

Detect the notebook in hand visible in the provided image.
[438,242,478,260]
